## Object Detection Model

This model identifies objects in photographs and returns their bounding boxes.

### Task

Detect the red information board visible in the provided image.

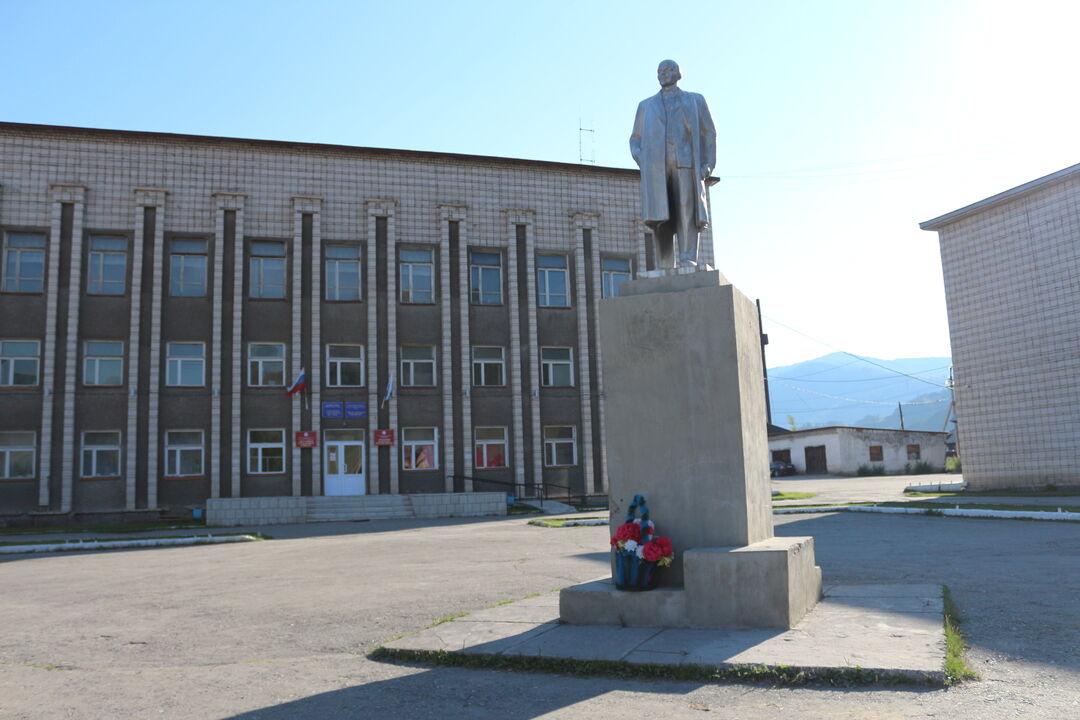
[373,429,395,446]
[294,431,318,448]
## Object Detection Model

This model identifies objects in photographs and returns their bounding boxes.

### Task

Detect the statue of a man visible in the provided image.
[630,60,716,269]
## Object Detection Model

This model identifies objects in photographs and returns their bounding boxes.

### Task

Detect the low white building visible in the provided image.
[768,426,947,476]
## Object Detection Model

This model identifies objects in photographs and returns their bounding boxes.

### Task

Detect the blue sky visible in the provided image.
[4,0,1078,366]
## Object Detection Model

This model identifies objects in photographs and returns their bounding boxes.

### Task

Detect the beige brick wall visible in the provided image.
[937,175,1080,488]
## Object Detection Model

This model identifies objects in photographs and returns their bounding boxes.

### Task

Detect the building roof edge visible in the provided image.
[0,121,641,178]
[919,161,1080,231]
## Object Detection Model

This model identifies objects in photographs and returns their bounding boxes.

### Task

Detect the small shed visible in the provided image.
[767,426,948,476]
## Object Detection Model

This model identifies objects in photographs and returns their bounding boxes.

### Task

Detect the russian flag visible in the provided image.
[285,368,307,397]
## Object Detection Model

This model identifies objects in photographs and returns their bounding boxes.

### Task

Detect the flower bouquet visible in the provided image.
[611,493,675,591]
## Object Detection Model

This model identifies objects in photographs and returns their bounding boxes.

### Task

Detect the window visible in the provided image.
[326,344,364,387]
[166,343,205,387]
[325,245,361,301]
[541,347,574,387]
[2,233,45,293]
[472,346,505,387]
[169,238,208,296]
[402,427,439,470]
[400,345,436,387]
[249,241,286,299]
[474,427,507,469]
[248,343,285,386]
[248,429,285,474]
[537,254,569,307]
[165,430,204,477]
[84,341,124,386]
[0,431,35,479]
[399,248,433,303]
[907,444,921,461]
[869,445,884,462]
[602,257,632,298]
[0,340,39,386]
[543,426,577,467]
[81,431,120,477]
[87,236,127,295]
[469,251,502,305]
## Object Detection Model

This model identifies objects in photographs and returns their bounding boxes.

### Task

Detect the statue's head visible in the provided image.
[657,60,681,88]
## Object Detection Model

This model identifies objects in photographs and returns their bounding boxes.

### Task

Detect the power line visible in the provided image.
[763,315,950,389]
[771,379,950,407]
[771,364,951,383]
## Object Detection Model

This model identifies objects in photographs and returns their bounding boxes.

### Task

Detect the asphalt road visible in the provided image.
[2,509,1078,719]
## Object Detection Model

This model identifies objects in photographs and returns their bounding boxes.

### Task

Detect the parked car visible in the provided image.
[770,460,796,477]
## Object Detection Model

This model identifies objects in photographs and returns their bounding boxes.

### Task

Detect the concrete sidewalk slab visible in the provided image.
[378,581,947,684]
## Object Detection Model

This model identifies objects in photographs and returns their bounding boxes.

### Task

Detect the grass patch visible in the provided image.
[507,505,544,516]
[906,487,1080,498]
[771,492,816,501]
[0,520,206,536]
[0,532,269,548]
[368,647,940,687]
[527,517,606,528]
[942,586,978,684]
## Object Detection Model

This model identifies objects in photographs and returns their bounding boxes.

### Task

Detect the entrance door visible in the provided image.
[804,445,828,474]
[324,429,365,495]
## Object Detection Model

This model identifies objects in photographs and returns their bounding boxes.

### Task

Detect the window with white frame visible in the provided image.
[166,343,205,387]
[87,236,127,295]
[249,241,286,299]
[543,426,577,467]
[402,427,439,470]
[474,427,507,469]
[169,238,208,297]
[81,431,121,477]
[540,347,574,387]
[0,431,35,479]
[2,233,45,293]
[471,346,505,387]
[0,340,39,386]
[326,344,364,387]
[601,257,632,298]
[399,248,434,303]
[247,429,285,474]
[469,250,502,305]
[248,343,285,386]
[325,244,361,301]
[400,345,436,387]
[537,254,569,307]
[165,430,204,477]
[83,341,124,386]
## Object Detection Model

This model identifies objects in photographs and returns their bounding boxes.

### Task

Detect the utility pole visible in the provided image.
[898,402,905,431]
[756,299,772,428]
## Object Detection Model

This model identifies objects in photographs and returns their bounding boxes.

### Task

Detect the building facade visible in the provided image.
[0,122,714,521]
[768,426,947,476]
[921,162,1080,489]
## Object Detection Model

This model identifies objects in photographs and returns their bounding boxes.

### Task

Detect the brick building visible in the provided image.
[0,122,713,521]
[921,162,1080,489]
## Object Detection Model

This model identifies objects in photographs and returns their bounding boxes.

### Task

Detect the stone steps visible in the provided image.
[304,495,415,522]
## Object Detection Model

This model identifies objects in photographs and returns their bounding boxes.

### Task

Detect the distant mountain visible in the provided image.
[767,352,952,432]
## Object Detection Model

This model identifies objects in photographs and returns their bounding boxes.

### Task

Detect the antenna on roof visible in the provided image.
[578,118,595,164]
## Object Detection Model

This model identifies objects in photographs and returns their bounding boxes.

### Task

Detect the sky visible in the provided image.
[3,0,1078,367]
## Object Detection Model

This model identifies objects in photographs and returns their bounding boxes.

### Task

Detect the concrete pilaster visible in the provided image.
[54,184,85,512]
[131,189,165,509]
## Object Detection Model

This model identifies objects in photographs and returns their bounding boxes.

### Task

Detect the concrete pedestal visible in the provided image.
[560,270,821,629]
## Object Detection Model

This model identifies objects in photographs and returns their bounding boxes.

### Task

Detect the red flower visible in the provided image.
[642,536,674,562]
[610,522,641,546]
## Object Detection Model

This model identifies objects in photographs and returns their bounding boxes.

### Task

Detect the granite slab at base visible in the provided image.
[378,583,946,684]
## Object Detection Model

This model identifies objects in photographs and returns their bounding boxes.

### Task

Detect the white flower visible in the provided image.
[632,518,641,525]
[623,540,638,552]
[635,545,645,559]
